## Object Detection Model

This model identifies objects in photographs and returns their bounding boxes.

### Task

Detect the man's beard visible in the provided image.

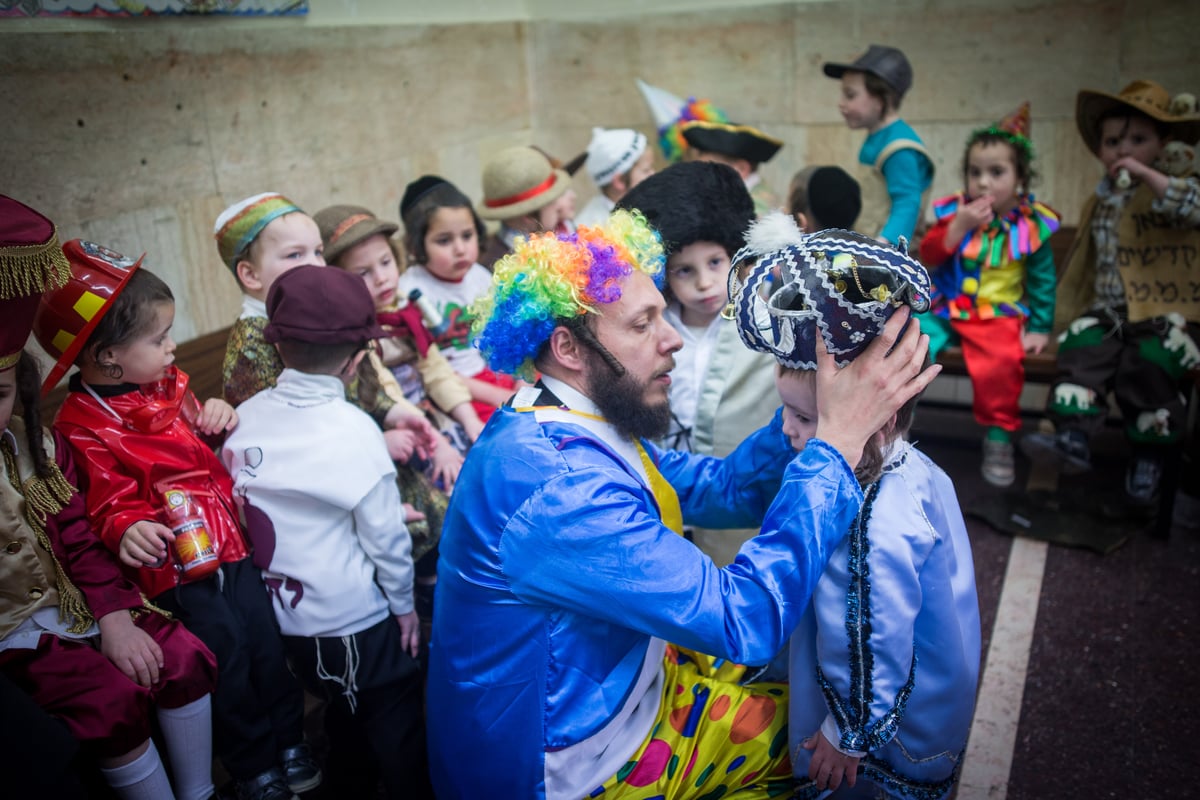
[582,349,673,441]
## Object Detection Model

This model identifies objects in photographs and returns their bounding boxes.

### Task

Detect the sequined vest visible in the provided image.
[0,420,66,638]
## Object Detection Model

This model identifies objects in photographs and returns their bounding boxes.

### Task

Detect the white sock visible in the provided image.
[99,739,176,800]
[158,695,215,800]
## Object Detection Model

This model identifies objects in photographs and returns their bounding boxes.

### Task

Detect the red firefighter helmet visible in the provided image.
[33,239,143,396]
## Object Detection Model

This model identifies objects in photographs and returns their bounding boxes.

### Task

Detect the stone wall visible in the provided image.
[3,0,1197,343]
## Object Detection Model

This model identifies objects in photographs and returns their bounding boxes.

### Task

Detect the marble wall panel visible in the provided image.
[3,0,1197,345]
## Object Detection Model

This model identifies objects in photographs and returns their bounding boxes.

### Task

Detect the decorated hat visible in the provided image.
[471,209,665,379]
[997,101,1031,138]
[968,101,1036,163]
[616,161,754,257]
[263,264,386,346]
[823,44,914,98]
[213,192,303,273]
[0,196,71,373]
[1076,79,1200,156]
[636,78,730,163]
[680,120,783,166]
[479,146,572,221]
[313,204,399,266]
[585,128,650,187]
[33,240,144,395]
[729,213,931,369]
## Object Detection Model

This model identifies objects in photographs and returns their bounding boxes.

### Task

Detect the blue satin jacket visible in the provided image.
[427,404,865,798]
[790,443,980,799]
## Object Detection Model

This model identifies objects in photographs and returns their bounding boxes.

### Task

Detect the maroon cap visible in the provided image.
[263,265,386,345]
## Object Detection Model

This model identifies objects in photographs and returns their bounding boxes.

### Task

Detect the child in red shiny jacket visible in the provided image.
[36,241,318,800]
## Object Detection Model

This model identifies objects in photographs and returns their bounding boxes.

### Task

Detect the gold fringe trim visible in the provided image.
[2,439,95,634]
[0,235,71,300]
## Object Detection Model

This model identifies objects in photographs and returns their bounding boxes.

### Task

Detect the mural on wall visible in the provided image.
[0,0,305,15]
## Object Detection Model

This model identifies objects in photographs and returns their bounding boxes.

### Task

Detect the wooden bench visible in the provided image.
[932,225,1077,384]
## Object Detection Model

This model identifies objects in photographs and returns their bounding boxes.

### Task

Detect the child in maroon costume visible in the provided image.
[0,194,216,800]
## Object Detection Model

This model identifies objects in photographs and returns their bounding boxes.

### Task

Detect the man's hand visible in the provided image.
[803,731,860,792]
[814,307,939,468]
[98,610,164,687]
[120,520,175,568]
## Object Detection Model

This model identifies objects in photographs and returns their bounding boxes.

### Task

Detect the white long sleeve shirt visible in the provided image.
[222,369,414,637]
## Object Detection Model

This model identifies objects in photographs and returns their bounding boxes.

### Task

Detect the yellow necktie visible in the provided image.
[635,441,684,536]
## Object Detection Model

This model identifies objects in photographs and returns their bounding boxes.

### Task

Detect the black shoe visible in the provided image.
[1125,456,1163,507]
[1020,429,1092,475]
[234,767,298,800]
[279,743,322,794]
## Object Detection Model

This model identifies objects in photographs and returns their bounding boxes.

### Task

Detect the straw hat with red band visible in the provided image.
[1076,79,1200,157]
[32,239,143,396]
[478,145,571,221]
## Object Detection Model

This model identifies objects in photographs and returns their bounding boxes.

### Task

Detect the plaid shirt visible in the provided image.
[1089,175,1200,313]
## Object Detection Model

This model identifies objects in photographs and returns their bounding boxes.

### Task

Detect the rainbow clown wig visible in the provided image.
[471,209,665,380]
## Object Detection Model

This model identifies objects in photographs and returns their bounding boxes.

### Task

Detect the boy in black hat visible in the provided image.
[823,44,934,245]
[221,265,433,799]
[616,161,781,566]
[680,120,785,217]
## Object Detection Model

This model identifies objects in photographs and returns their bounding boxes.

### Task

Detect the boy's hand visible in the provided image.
[387,411,438,459]
[120,520,175,568]
[98,610,164,687]
[1023,331,1050,355]
[803,731,860,792]
[195,398,238,435]
[395,610,421,658]
[384,429,422,463]
[1110,156,1169,197]
[430,437,463,494]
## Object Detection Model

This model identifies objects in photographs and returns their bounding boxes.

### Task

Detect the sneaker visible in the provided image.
[981,438,1015,487]
[234,767,298,800]
[1020,429,1092,475]
[279,744,322,794]
[1125,456,1163,507]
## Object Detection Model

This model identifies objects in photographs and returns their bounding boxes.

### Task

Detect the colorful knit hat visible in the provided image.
[729,213,931,369]
[0,195,71,372]
[213,192,303,273]
[33,240,144,395]
[471,209,666,380]
[636,78,729,163]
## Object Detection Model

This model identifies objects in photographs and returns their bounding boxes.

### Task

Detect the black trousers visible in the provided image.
[156,557,305,780]
[284,616,433,799]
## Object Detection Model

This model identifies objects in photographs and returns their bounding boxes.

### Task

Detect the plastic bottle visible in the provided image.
[408,288,449,336]
[161,488,221,580]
